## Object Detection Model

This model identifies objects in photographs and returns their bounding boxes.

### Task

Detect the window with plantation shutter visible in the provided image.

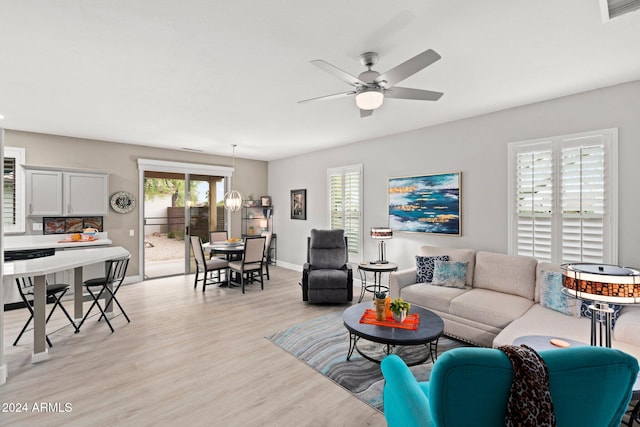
[328,164,363,259]
[3,146,26,233]
[508,129,617,264]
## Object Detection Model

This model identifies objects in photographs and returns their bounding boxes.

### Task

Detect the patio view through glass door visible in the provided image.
[143,171,225,279]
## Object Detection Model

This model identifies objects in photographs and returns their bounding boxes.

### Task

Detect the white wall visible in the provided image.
[269,80,640,271]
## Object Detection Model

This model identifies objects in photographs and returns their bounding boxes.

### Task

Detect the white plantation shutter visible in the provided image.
[515,147,553,261]
[328,164,362,258]
[3,146,25,233]
[508,129,617,264]
[561,139,606,263]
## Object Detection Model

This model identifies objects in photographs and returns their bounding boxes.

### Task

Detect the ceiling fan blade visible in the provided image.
[384,86,443,101]
[374,49,441,87]
[360,109,374,118]
[311,60,368,87]
[298,91,356,104]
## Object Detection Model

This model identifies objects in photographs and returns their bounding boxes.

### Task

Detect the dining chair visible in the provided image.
[228,236,266,293]
[261,231,273,280]
[13,276,79,347]
[209,230,228,259]
[77,255,131,333]
[191,235,229,292]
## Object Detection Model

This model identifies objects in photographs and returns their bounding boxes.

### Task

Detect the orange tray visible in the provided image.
[359,308,419,330]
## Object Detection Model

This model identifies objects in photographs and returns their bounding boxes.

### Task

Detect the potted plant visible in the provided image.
[390,298,410,323]
[374,291,386,321]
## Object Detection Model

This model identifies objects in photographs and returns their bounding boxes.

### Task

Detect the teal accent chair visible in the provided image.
[381,346,639,427]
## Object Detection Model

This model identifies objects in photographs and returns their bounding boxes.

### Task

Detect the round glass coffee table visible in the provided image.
[343,301,444,366]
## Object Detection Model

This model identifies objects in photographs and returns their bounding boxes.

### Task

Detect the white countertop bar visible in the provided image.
[4,232,111,251]
[3,245,130,364]
[3,245,128,279]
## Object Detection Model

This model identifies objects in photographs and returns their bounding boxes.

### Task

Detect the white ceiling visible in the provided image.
[1,1,639,161]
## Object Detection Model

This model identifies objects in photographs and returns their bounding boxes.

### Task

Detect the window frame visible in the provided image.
[3,146,26,234]
[507,128,617,264]
[327,164,363,261]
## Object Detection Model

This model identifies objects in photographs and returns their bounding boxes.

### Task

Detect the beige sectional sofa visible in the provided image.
[389,245,640,359]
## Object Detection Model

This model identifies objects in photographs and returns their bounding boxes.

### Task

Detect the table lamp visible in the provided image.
[561,263,640,347]
[371,227,393,264]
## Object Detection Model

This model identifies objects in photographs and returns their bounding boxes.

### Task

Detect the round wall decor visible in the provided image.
[110,191,136,213]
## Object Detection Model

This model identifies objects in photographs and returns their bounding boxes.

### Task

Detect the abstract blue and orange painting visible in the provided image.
[388,172,460,235]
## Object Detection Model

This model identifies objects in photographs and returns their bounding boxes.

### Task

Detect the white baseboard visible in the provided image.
[275,260,303,272]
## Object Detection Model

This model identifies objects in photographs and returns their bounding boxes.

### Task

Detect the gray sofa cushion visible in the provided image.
[473,251,537,300]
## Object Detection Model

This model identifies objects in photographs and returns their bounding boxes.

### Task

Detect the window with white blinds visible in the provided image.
[508,129,617,264]
[3,146,26,233]
[328,164,363,258]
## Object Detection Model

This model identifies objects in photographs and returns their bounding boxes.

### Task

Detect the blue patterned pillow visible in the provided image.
[540,271,580,317]
[580,299,622,327]
[416,255,449,283]
[431,260,467,288]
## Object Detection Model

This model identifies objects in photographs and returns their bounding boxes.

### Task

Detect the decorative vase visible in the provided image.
[385,297,392,318]
[393,310,407,323]
[374,298,386,321]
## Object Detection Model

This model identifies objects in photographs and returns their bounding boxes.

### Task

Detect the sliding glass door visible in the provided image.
[143,171,225,279]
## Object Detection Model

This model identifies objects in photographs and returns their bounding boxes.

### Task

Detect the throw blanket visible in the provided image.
[499,344,556,427]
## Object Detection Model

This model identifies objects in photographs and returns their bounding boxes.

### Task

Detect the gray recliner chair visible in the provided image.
[302,229,353,303]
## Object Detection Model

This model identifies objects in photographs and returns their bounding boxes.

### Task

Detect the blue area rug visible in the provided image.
[266,310,469,412]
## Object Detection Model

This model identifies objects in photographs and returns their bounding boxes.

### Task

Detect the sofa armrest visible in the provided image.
[390,268,417,299]
[614,306,640,347]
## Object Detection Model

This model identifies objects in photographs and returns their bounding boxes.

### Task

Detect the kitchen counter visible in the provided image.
[4,232,112,251]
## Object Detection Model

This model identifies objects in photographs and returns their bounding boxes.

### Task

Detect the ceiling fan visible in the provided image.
[298,49,444,118]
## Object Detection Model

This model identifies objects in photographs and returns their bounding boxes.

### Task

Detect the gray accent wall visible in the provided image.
[269,80,640,271]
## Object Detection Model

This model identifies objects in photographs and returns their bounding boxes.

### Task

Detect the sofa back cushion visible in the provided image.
[473,251,537,300]
[416,246,475,286]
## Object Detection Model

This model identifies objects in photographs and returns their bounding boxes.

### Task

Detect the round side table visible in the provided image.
[357,262,398,303]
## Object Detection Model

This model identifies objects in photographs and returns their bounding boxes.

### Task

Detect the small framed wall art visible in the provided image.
[261,196,272,207]
[291,189,307,220]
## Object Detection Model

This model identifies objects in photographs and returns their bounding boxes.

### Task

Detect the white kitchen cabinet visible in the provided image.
[25,167,109,216]
[26,169,64,216]
[65,172,109,215]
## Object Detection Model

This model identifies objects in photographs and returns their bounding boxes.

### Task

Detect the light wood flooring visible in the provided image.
[0,266,385,427]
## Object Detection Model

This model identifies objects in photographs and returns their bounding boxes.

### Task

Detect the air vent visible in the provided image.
[181,147,204,152]
[602,0,640,20]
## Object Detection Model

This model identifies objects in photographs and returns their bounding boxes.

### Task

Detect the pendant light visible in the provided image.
[223,144,243,212]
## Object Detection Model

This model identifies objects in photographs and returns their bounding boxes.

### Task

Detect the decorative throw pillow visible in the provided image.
[431,260,467,288]
[416,255,449,283]
[540,271,581,317]
[580,299,623,327]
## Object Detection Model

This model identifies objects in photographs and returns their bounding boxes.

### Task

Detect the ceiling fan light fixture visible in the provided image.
[355,88,384,110]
